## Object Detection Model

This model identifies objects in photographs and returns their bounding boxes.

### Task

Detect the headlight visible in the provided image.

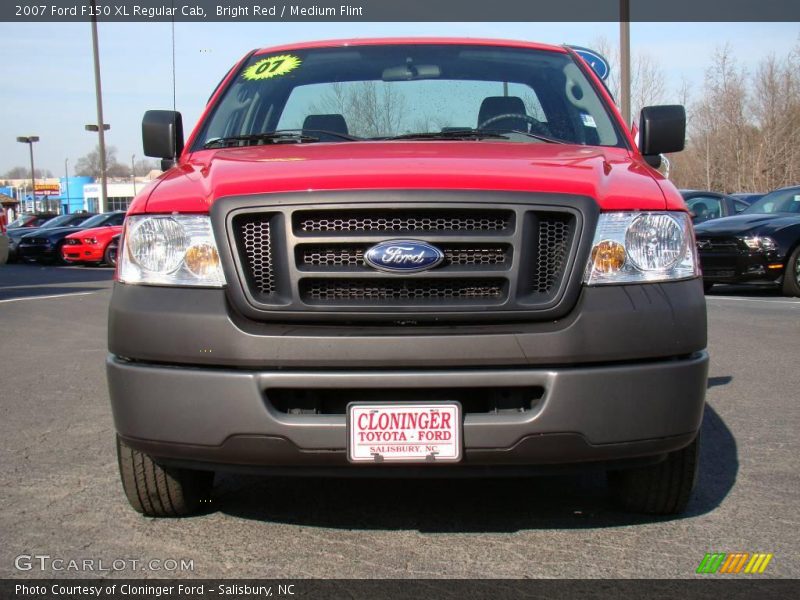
[584,212,699,285]
[119,215,225,287]
[739,235,777,251]
[83,237,98,245]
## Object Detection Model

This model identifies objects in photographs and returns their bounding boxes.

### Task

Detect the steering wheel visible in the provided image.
[478,113,543,130]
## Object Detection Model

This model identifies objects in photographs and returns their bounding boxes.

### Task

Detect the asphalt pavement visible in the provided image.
[1,264,798,579]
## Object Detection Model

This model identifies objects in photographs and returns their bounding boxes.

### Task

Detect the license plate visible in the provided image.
[347,402,462,463]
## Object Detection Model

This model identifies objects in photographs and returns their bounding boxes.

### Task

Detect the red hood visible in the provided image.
[133,142,681,214]
[65,224,123,240]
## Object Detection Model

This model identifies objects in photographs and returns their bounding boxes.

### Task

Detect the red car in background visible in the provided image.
[62,224,123,266]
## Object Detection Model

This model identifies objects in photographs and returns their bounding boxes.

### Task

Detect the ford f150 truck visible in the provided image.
[108,38,708,517]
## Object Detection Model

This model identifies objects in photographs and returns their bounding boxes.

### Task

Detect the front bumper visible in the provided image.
[17,242,56,261]
[62,242,103,263]
[108,279,708,471]
[699,249,784,284]
[110,352,707,470]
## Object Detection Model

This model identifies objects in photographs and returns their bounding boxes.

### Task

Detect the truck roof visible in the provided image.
[253,37,568,56]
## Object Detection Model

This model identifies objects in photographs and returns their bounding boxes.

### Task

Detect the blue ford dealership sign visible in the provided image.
[570,46,611,81]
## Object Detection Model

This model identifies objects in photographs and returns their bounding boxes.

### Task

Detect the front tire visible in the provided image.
[116,436,214,517]
[782,246,800,297]
[607,436,699,515]
[104,241,118,267]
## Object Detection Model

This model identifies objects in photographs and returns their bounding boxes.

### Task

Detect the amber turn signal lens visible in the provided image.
[590,240,626,273]
[184,243,221,278]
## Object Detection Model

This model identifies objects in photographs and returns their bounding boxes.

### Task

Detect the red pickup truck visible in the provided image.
[108,38,707,517]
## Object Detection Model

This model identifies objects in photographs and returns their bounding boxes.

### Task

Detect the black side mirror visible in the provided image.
[638,105,685,158]
[142,110,184,160]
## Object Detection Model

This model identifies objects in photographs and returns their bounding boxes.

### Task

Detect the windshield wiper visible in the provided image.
[381,128,568,144]
[203,131,320,148]
[382,129,510,141]
[498,129,568,144]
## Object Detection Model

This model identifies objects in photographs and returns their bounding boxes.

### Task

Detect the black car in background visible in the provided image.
[695,185,800,296]
[6,213,95,262]
[17,211,126,264]
[680,190,753,224]
[731,192,765,205]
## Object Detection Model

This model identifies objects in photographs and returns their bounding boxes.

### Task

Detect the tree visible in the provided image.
[308,81,409,137]
[3,166,52,179]
[74,145,131,178]
[591,37,666,124]
[133,158,159,176]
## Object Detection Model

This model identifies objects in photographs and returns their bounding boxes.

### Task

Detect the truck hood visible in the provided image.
[139,142,676,214]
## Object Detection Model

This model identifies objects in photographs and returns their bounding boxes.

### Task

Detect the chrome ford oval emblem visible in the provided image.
[364,240,444,273]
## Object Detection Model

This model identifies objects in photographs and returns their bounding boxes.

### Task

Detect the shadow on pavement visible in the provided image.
[215,404,737,532]
[705,284,783,297]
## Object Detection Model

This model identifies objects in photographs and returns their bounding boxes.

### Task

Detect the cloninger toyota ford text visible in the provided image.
[107,38,708,517]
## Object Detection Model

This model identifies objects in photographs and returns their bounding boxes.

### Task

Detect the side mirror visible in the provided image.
[142,110,184,160]
[638,105,685,158]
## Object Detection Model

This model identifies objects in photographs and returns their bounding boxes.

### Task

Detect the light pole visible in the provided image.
[16,136,39,212]
[619,0,631,127]
[90,0,109,214]
[85,123,110,213]
[131,154,136,195]
[64,158,71,214]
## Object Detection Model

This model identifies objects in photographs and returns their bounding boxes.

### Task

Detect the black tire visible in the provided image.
[104,241,118,267]
[116,435,214,517]
[782,245,800,297]
[607,436,699,515]
[703,281,714,294]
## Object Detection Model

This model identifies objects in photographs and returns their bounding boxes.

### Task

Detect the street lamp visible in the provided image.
[16,136,39,212]
[64,158,71,214]
[85,123,110,213]
[131,154,136,195]
[90,0,108,215]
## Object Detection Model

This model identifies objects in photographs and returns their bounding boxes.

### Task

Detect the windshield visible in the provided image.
[41,214,88,228]
[195,44,622,148]
[80,214,112,228]
[743,188,800,215]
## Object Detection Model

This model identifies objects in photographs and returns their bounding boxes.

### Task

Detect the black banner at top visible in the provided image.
[2,0,799,22]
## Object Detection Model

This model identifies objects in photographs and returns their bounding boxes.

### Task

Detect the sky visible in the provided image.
[0,21,797,177]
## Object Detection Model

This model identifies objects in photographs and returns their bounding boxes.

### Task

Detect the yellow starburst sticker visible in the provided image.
[242,54,302,80]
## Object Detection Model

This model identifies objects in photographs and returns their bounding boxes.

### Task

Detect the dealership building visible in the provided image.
[1,172,160,220]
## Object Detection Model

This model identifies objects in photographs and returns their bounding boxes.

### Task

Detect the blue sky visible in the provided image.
[0,21,797,176]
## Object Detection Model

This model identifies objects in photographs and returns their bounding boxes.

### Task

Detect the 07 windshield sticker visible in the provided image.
[242,54,302,80]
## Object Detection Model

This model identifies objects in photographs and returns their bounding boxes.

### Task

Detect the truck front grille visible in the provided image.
[221,192,591,322]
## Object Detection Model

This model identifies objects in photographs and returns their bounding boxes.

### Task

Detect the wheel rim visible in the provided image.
[795,254,800,285]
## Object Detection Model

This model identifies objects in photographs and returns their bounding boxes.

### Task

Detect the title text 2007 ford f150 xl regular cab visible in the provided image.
[107,38,708,517]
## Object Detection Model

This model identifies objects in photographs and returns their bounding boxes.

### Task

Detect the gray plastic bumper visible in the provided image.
[108,351,708,468]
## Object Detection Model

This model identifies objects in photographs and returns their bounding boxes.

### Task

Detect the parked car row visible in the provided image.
[694,185,800,296]
[6,211,125,267]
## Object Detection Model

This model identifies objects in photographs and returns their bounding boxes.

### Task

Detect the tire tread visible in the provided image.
[116,436,212,517]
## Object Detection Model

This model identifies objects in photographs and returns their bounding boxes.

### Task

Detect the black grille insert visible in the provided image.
[268,386,545,415]
[300,279,505,303]
[295,209,512,234]
[533,215,573,294]
[236,214,276,296]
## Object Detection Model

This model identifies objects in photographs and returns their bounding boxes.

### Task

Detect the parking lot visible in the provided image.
[1,263,798,579]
